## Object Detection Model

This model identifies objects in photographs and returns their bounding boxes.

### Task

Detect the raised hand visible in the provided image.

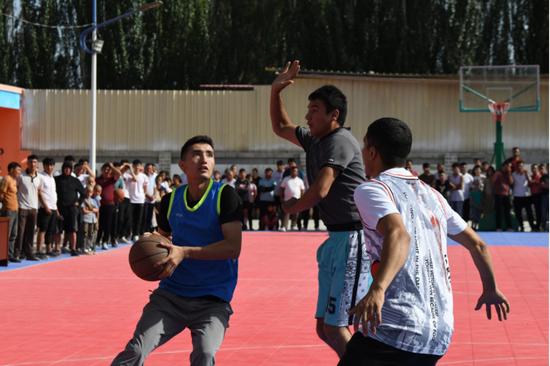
[475,289,510,321]
[272,60,300,94]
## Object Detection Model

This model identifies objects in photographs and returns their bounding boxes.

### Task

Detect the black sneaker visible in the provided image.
[8,257,21,263]
[26,255,40,261]
[61,246,71,254]
[37,253,48,260]
[47,251,60,257]
[70,249,80,257]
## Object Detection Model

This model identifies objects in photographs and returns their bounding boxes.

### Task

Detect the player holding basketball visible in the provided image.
[270,60,370,358]
[341,118,510,365]
[112,135,243,366]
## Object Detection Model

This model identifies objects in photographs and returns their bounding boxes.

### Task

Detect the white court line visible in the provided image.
[0,344,326,366]
[440,356,547,364]
[2,342,547,366]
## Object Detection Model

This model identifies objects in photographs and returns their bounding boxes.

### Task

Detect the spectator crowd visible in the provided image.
[0,146,547,263]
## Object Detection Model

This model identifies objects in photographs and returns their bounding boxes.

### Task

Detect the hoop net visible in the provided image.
[488,102,510,122]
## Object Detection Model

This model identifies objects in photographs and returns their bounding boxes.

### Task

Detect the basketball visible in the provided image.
[114,188,125,203]
[128,234,171,281]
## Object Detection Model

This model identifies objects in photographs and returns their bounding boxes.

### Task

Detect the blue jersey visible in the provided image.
[160,179,238,302]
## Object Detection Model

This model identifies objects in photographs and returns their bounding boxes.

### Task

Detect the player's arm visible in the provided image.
[349,213,410,335]
[270,60,301,147]
[109,163,122,180]
[282,166,337,214]
[449,227,510,321]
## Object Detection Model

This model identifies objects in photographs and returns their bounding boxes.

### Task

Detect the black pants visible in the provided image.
[142,202,155,233]
[117,198,131,238]
[130,203,144,237]
[98,204,115,244]
[531,194,543,230]
[513,196,537,231]
[494,194,512,230]
[15,208,37,258]
[462,198,470,222]
[338,333,442,366]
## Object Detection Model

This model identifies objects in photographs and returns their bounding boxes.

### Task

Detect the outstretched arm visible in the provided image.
[270,60,301,147]
[449,227,510,320]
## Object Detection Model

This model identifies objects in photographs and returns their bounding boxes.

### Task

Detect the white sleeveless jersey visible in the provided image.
[354,168,467,356]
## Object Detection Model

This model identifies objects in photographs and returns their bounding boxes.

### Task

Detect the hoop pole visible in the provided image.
[494,118,505,169]
[90,0,97,174]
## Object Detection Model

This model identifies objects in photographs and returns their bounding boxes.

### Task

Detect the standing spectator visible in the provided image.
[117,161,133,244]
[469,165,484,231]
[419,162,435,187]
[460,162,474,223]
[279,166,305,231]
[251,168,261,187]
[493,161,514,231]
[512,161,537,231]
[212,170,222,182]
[448,163,465,216]
[258,168,277,230]
[509,147,522,171]
[481,161,491,176]
[127,160,148,241]
[529,164,543,231]
[405,159,419,176]
[36,158,58,258]
[482,166,496,220]
[434,163,445,179]
[143,163,157,234]
[81,186,99,254]
[55,162,85,256]
[15,155,41,261]
[75,159,95,189]
[435,171,451,199]
[245,174,257,230]
[540,165,549,231]
[235,169,250,230]
[0,162,22,262]
[221,169,236,188]
[172,174,183,188]
[96,163,122,249]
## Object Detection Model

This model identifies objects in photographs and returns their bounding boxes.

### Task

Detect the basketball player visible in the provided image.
[270,60,370,358]
[341,118,510,365]
[112,135,243,366]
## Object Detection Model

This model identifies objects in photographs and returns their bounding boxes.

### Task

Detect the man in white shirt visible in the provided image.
[37,158,58,258]
[126,160,148,241]
[16,154,42,261]
[460,162,474,223]
[341,118,509,365]
[279,166,305,230]
[512,161,536,231]
[143,163,158,234]
[448,163,464,217]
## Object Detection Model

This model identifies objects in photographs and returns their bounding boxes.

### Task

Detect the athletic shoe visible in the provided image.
[61,246,71,254]
[101,243,109,250]
[70,249,80,256]
[26,255,40,261]
[111,242,118,248]
[36,253,48,260]
[120,236,130,244]
[47,251,60,257]
[8,257,21,263]
[132,235,139,242]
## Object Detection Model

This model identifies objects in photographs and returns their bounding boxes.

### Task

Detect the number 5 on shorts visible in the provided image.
[327,296,336,314]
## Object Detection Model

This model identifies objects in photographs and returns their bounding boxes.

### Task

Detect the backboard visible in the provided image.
[459,65,540,113]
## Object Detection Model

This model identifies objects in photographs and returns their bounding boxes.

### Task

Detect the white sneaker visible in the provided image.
[120,236,130,244]
[132,235,139,242]
[279,227,286,232]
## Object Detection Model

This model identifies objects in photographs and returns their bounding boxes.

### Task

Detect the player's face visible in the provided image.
[180,143,215,181]
[305,100,336,137]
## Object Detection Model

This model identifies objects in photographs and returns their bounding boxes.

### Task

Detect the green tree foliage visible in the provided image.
[1,0,548,89]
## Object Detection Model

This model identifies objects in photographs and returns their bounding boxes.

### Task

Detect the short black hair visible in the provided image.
[62,161,73,170]
[452,162,460,168]
[459,162,467,167]
[265,167,273,173]
[422,162,430,169]
[27,154,38,161]
[365,118,412,167]
[308,85,347,126]
[132,159,142,166]
[180,135,214,160]
[287,158,296,164]
[276,160,284,166]
[7,162,20,171]
[239,168,246,173]
[64,155,75,162]
[42,157,55,166]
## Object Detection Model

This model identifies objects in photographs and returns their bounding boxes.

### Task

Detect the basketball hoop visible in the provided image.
[488,102,510,122]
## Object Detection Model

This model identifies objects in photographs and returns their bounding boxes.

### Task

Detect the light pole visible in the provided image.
[79,1,162,173]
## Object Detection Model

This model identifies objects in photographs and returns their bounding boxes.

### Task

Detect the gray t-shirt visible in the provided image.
[296,126,366,228]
